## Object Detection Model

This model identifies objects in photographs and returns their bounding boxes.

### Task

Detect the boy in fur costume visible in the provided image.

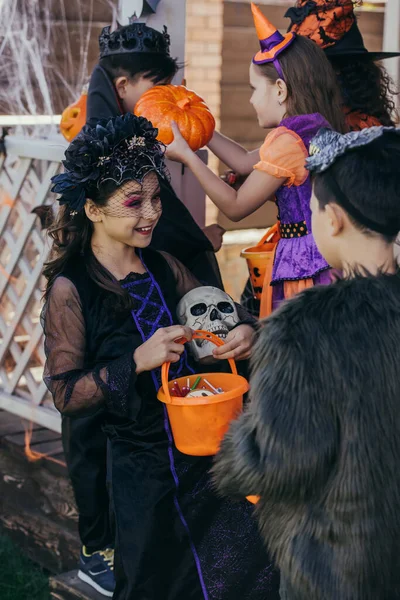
[213,126,400,600]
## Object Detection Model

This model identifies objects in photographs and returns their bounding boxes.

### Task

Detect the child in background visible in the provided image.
[167,4,345,314]
[44,113,280,600]
[285,0,399,131]
[214,127,400,600]
[87,18,225,282]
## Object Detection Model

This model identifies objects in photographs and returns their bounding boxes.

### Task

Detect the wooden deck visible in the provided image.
[49,571,107,600]
[0,409,110,598]
[0,409,79,572]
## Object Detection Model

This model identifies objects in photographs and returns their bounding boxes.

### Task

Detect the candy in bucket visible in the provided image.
[157,331,249,456]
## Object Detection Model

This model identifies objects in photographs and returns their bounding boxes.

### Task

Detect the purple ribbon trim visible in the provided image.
[255,30,287,80]
[273,58,285,80]
[259,30,285,52]
[133,250,208,600]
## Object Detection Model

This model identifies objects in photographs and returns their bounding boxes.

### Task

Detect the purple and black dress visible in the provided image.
[42,248,280,600]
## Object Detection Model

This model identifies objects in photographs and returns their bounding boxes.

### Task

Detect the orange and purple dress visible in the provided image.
[254,113,332,315]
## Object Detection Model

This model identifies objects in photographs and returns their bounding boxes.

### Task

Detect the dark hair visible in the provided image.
[100,52,181,85]
[43,181,134,311]
[314,133,400,243]
[330,57,399,127]
[257,36,346,133]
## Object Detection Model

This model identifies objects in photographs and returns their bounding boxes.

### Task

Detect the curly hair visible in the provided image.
[331,57,399,126]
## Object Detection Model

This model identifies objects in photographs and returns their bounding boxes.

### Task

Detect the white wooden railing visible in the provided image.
[0,136,66,432]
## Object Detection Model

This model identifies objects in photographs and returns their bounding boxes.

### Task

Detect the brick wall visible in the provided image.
[185,0,224,225]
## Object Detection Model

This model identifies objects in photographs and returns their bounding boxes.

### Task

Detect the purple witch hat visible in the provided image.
[252,3,296,80]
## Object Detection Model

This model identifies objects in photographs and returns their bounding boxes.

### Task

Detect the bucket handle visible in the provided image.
[259,239,279,318]
[161,330,238,404]
[257,222,279,246]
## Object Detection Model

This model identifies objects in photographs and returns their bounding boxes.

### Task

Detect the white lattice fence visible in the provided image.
[0,134,207,434]
[0,136,68,433]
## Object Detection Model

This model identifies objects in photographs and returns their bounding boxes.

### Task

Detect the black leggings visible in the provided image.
[62,412,113,552]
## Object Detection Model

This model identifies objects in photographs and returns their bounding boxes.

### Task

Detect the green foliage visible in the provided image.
[0,534,50,600]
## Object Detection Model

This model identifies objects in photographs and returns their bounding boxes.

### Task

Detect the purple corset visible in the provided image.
[271,113,330,283]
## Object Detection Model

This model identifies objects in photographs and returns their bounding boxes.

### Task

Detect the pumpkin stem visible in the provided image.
[177,97,191,110]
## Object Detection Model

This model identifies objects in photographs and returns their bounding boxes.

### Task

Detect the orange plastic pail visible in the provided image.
[157,331,249,456]
[246,495,260,504]
[240,223,280,301]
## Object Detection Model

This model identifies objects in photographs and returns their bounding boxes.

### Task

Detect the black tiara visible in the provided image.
[99,18,170,59]
[51,114,169,214]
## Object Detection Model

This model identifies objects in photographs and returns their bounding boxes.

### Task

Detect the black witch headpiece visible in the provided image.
[285,1,400,61]
[99,17,170,59]
[51,113,169,214]
[307,126,400,236]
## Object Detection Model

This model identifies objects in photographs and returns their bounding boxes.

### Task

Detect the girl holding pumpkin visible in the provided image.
[235,0,400,317]
[44,112,280,600]
[167,3,345,315]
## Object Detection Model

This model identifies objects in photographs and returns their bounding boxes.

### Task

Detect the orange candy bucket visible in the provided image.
[240,223,280,302]
[246,495,260,504]
[157,331,249,456]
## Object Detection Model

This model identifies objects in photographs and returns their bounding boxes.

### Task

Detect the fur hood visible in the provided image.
[213,271,400,600]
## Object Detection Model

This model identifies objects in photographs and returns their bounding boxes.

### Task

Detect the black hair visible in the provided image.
[99,53,181,85]
[314,132,400,243]
[330,57,399,127]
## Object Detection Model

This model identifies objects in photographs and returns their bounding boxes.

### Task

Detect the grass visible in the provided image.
[0,534,50,600]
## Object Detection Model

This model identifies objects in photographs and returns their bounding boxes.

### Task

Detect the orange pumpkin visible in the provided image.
[60,85,88,142]
[134,85,215,152]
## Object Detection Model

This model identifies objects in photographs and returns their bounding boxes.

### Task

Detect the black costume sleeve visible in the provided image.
[86,64,123,123]
[213,293,338,500]
[152,179,224,290]
[42,277,137,418]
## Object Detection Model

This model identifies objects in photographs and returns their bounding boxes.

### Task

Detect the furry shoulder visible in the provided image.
[260,271,400,351]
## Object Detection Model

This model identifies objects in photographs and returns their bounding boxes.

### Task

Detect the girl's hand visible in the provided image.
[165,121,193,164]
[202,223,226,252]
[212,325,256,361]
[134,325,193,374]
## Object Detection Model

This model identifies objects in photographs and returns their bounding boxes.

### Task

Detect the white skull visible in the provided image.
[177,287,239,361]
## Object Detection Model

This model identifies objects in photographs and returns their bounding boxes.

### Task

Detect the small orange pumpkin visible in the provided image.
[60,85,88,142]
[134,85,215,152]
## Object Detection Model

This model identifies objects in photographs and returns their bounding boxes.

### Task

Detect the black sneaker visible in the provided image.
[78,546,115,597]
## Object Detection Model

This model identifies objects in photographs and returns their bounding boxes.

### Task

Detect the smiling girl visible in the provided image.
[42,114,280,600]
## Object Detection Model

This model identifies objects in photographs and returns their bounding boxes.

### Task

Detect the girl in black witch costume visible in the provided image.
[285,0,399,131]
[61,21,224,595]
[43,113,280,600]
